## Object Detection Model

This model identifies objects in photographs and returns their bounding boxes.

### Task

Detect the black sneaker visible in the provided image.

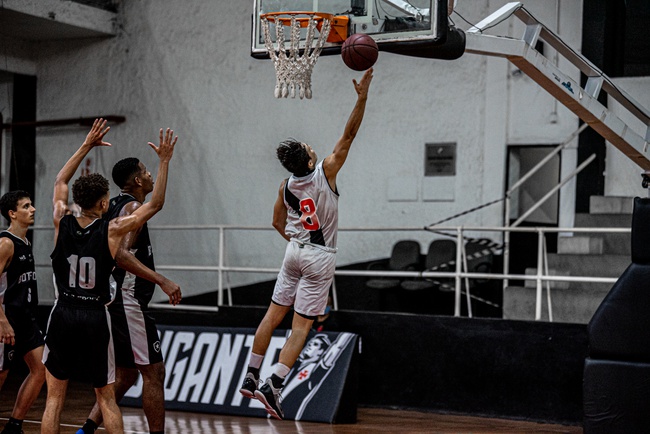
[239,372,258,399]
[254,378,284,420]
[0,425,23,434]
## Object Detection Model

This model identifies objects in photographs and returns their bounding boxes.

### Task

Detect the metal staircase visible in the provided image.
[464,2,650,171]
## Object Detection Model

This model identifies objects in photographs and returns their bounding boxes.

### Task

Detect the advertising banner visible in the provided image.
[121,325,359,423]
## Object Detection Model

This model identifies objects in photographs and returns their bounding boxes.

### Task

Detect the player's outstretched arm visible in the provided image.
[272,180,290,242]
[323,68,373,182]
[110,128,177,239]
[114,201,182,305]
[52,119,111,234]
[0,239,16,346]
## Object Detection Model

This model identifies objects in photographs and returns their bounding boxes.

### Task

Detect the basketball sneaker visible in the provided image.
[239,372,259,399]
[254,378,284,420]
[0,422,23,434]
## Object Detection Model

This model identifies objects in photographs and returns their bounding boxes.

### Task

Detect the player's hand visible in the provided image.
[0,318,15,346]
[353,67,373,98]
[160,276,182,305]
[83,118,112,148]
[148,128,178,163]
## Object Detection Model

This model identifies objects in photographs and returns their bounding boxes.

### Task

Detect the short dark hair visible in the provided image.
[112,157,141,189]
[0,190,31,222]
[72,173,110,210]
[276,139,311,175]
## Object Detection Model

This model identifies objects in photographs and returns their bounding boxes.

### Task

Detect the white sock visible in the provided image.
[274,363,291,379]
[249,352,264,369]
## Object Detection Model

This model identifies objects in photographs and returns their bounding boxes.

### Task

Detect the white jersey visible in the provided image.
[283,161,339,248]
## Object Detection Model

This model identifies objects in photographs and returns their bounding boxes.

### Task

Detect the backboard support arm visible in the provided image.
[465,2,650,171]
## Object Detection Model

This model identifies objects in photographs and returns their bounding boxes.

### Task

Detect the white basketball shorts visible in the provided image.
[272,240,336,318]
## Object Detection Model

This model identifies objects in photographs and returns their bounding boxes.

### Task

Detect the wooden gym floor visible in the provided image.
[0,374,583,434]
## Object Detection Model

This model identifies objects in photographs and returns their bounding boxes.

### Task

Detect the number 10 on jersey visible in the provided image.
[67,254,96,289]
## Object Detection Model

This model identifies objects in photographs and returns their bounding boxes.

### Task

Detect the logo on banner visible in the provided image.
[122,326,357,422]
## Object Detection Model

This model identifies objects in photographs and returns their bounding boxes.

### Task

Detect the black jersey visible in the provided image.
[50,215,116,307]
[105,194,156,306]
[0,231,38,309]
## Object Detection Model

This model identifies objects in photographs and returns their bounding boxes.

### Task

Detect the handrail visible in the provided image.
[30,224,629,321]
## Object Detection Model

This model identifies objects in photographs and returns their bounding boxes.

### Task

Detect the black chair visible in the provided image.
[365,240,422,289]
[401,239,457,291]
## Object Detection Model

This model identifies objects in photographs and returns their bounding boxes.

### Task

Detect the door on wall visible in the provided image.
[507,145,560,225]
[506,145,561,283]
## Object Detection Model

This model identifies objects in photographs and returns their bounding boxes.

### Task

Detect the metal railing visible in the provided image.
[31,223,628,321]
[502,124,591,291]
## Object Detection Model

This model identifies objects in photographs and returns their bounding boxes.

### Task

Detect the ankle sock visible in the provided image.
[270,373,284,389]
[2,419,22,434]
[7,418,21,428]
[247,366,260,379]
[81,419,98,434]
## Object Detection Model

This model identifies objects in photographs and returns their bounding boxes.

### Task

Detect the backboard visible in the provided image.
[251,0,449,59]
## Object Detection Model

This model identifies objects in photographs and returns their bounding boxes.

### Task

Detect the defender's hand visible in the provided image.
[83,118,112,148]
[148,128,178,163]
[0,318,15,346]
[160,276,182,305]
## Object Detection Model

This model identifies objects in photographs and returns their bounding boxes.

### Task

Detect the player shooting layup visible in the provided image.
[240,68,373,420]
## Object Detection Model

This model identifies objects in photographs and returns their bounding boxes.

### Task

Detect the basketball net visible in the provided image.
[261,12,332,99]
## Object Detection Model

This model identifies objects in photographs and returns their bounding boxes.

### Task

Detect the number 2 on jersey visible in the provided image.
[299,198,320,231]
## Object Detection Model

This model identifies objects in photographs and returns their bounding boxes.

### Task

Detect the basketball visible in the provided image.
[341,34,379,71]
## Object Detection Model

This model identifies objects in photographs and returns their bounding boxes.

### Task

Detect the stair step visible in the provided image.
[503,195,634,324]
[547,254,629,277]
[574,213,632,227]
[589,196,635,214]
[557,235,603,254]
[524,268,571,289]
[503,285,610,324]
[522,267,616,292]
[562,219,630,255]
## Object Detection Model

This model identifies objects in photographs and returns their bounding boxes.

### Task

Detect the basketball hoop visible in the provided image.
[260,11,333,99]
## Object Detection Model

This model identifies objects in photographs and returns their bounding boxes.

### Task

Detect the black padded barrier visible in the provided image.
[584,358,650,433]
[584,197,650,433]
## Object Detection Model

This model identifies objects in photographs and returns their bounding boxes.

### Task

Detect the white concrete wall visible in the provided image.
[6,0,601,303]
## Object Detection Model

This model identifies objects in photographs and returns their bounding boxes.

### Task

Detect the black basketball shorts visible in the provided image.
[42,302,115,388]
[0,307,44,371]
[109,289,163,368]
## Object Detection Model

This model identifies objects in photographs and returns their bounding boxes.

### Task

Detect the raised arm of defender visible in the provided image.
[52,119,112,238]
[108,128,177,249]
[323,68,373,187]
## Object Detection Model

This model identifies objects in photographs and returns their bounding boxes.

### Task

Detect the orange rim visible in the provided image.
[260,11,334,27]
